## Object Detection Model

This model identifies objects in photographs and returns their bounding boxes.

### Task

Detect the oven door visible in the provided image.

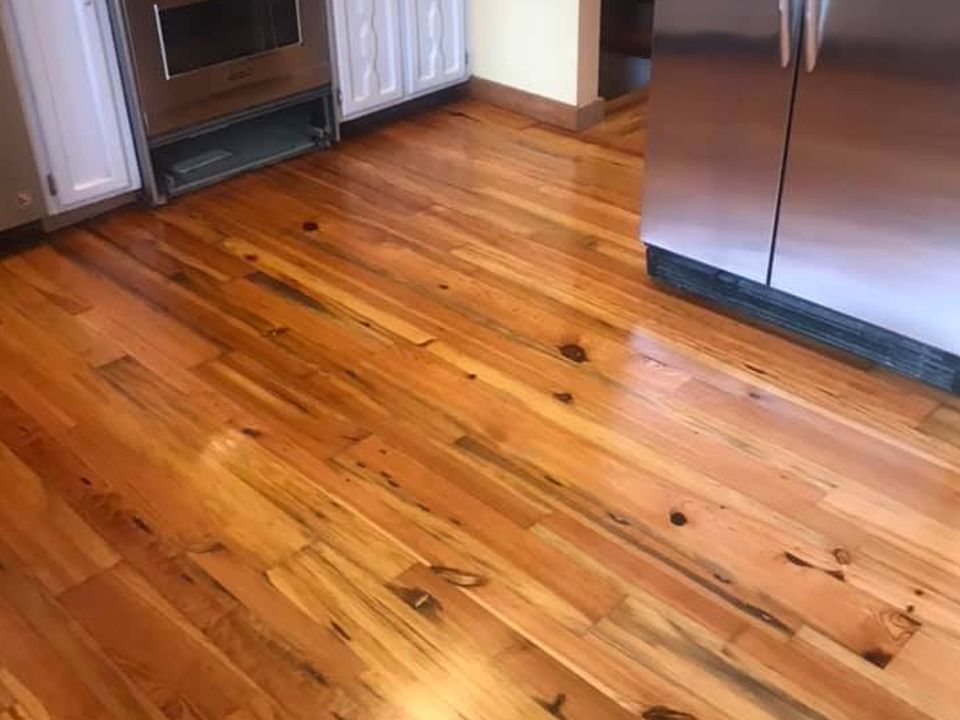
[123,0,331,138]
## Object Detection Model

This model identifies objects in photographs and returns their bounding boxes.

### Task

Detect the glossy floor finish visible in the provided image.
[0,99,959,720]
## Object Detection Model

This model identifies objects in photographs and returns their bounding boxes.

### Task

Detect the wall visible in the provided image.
[577,0,601,105]
[470,0,599,107]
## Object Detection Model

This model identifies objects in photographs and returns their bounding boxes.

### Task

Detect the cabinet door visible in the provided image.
[641,0,802,283]
[401,0,467,96]
[7,0,139,212]
[772,0,960,354]
[333,0,405,119]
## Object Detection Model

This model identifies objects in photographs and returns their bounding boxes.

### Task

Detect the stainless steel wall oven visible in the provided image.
[120,0,331,138]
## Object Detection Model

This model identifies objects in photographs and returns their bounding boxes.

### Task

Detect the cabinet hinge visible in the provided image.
[336,88,343,107]
[465,50,470,68]
[46,173,58,197]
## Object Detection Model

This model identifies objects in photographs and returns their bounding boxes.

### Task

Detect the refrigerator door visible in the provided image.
[641,0,802,282]
[0,22,44,232]
[772,0,960,354]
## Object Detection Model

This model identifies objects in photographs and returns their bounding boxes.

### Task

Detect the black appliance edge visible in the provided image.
[646,245,960,394]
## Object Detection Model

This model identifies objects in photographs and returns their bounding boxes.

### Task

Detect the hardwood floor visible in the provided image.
[0,98,959,720]
[581,95,648,154]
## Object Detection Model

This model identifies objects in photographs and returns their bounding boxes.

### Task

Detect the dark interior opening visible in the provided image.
[599,0,655,101]
[158,0,301,77]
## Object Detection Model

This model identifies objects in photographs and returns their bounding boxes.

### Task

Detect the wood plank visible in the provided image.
[0,266,124,368]
[0,544,167,720]
[88,209,253,283]
[22,231,318,381]
[37,237,221,369]
[919,405,960,448]
[60,563,285,720]
[337,436,626,622]
[0,443,117,595]
[267,546,561,720]
[393,563,643,720]
[887,629,960,720]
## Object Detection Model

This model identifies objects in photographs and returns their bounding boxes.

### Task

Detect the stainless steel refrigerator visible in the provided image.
[642,0,960,361]
[1,21,44,234]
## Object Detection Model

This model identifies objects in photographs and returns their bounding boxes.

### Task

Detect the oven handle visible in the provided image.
[152,0,211,10]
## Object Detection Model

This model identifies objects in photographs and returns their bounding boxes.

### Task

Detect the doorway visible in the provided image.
[583,0,652,154]
[599,0,654,105]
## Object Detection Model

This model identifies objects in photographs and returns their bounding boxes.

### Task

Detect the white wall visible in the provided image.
[471,0,595,106]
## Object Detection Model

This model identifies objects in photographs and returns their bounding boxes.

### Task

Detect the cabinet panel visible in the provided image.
[0,21,44,230]
[7,0,140,211]
[333,0,405,119]
[772,0,960,354]
[401,0,466,96]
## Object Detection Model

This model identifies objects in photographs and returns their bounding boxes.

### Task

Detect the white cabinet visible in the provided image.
[3,0,140,213]
[402,0,466,96]
[333,0,468,120]
[332,0,406,119]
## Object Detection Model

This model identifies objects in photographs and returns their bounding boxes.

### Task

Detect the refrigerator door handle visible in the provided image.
[804,0,821,72]
[778,0,793,68]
